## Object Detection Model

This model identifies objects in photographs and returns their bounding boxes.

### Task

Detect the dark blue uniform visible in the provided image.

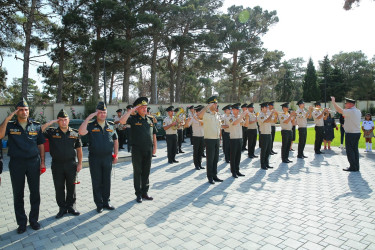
[44,127,82,210]
[5,119,44,227]
[86,120,117,209]
[127,114,156,196]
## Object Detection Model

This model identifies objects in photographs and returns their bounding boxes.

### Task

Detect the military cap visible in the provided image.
[133,97,148,107]
[116,109,122,113]
[296,99,304,106]
[281,102,289,108]
[187,105,194,109]
[207,96,218,104]
[57,109,69,118]
[96,101,107,111]
[314,101,321,106]
[165,106,174,112]
[222,105,232,111]
[268,101,275,106]
[241,103,248,108]
[247,103,254,108]
[147,107,151,112]
[15,97,29,108]
[174,108,179,112]
[232,104,240,110]
[344,97,356,104]
[195,106,203,112]
[126,105,133,109]
[260,102,268,108]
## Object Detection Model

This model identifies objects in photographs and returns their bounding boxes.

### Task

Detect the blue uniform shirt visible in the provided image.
[6,119,45,159]
[86,120,118,156]
[126,114,156,147]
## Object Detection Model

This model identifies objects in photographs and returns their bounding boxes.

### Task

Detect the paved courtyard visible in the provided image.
[0,139,375,249]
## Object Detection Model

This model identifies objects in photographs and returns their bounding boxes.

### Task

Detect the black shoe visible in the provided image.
[303,155,308,158]
[287,159,293,163]
[208,179,215,184]
[17,225,26,234]
[282,160,289,163]
[297,155,304,159]
[236,172,245,177]
[176,151,179,154]
[195,166,200,170]
[136,195,142,203]
[267,165,273,169]
[213,177,223,182]
[248,155,254,158]
[315,151,324,154]
[232,174,238,178]
[97,207,103,213]
[252,155,259,158]
[67,207,80,216]
[152,155,157,157]
[270,152,275,155]
[202,154,206,158]
[261,166,268,170]
[179,150,185,153]
[271,150,277,154]
[103,204,115,210]
[56,208,67,219]
[290,149,295,151]
[168,161,174,164]
[30,222,40,231]
[142,194,154,200]
[343,168,357,172]
[199,166,205,169]
[173,160,179,163]
[119,147,125,149]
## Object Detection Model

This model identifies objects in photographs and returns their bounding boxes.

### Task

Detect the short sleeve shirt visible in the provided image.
[362,120,374,130]
[6,119,45,159]
[278,112,292,130]
[228,115,243,139]
[189,116,204,137]
[247,112,258,129]
[127,114,156,147]
[203,111,221,139]
[312,110,324,126]
[163,116,177,135]
[258,112,271,134]
[342,108,361,133]
[223,114,232,133]
[296,108,308,128]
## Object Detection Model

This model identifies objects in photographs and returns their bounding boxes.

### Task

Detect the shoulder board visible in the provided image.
[147,115,153,118]
[33,121,40,124]
[71,128,79,133]
[107,121,114,125]
[88,120,95,123]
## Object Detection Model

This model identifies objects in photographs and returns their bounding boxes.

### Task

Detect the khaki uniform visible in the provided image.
[163,116,177,163]
[228,115,243,175]
[343,107,362,171]
[296,108,309,157]
[312,109,324,153]
[203,110,221,180]
[258,112,272,168]
[278,112,293,162]
[222,114,232,162]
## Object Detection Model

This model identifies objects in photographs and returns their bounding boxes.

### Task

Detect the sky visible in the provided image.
[2,0,375,89]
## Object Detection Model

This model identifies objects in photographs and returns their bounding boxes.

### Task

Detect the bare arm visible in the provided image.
[197,103,214,119]
[152,134,157,155]
[76,147,83,172]
[38,144,46,172]
[79,111,98,136]
[233,111,249,125]
[119,106,140,124]
[331,97,343,114]
[41,119,58,132]
[113,139,119,164]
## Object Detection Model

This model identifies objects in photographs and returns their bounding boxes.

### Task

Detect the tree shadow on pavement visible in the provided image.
[334,172,372,200]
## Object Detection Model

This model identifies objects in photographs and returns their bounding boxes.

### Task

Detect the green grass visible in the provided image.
[273,122,368,149]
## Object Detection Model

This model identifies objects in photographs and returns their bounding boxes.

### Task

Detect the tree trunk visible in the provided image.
[175,45,185,103]
[93,26,101,103]
[167,48,175,103]
[231,50,238,102]
[21,0,38,99]
[57,40,64,103]
[109,70,115,104]
[122,54,131,103]
[150,35,159,104]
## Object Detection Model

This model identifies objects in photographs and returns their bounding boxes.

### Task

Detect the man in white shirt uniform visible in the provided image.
[312,102,328,154]
[163,106,178,164]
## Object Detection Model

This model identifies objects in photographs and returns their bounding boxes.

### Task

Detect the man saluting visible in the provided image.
[0,98,45,234]
[42,109,83,219]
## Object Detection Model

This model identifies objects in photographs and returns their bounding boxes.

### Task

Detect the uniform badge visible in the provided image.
[281,117,284,120]
[229,119,233,123]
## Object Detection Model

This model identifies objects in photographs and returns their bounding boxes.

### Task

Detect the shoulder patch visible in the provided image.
[229,119,233,123]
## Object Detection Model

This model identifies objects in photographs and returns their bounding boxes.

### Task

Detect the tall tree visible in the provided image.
[303,58,320,102]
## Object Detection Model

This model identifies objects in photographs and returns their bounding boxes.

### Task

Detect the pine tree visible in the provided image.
[303,58,320,102]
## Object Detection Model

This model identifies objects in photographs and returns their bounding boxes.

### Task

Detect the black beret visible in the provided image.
[260,102,268,108]
[345,97,356,104]
[96,101,107,111]
[116,109,122,113]
[15,97,29,108]
[232,104,240,110]
[222,105,232,111]
[314,101,321,106]
[187,105,194,109]
[281,102,289,108]
[268,101,275,106]
[133,97,148,107]
[166,106,174,112]
[57,109,69,118]
[241,103,248,108]
[174,108,179,112]
[207,96,218,104]
[247,103,254,108]
[297,99,304,106]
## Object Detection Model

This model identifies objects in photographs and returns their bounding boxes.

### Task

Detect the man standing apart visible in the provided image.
[278,103,296,163]
[296,99,313,159]
[312,102,328,154]
[197,96,223,184]
[163,106,178,164]
[42,109,82,219]
[229,104,248,178]
[0,98,45,234]
[120,97,157,203]
[258,102,275,170]
[79,102,118,213]
[331,97,361,172]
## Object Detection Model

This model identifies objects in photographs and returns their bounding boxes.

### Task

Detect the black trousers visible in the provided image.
[51,161,77,209]
[222,131,230,162]
[177,129,183,151]
[340,126,345,144]
[88,155,112,208]
[281,130,292,161]
[345,133,361,171]
[247,129,257,157]
[314,126,324,153]
[192,136,204,168]
[242,127,247,150]
[9,156,40,226]
[260,134,271,168]
[166,134,177,162]
[132,145,152,196]
[116,129,126,148]
[127,128,132,152]
[205,139,220,180]
[298,127,307,157]
[271,126,276,151]
[230,139,242,174]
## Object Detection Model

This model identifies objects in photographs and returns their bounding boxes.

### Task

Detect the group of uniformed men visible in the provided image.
[0,94,361,234]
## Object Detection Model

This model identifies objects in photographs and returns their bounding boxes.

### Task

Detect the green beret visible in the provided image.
[133,97,148,107]
[207,96,218,104]
[16,97,29,108]
[57,109,69,118]
[96,101,107,111]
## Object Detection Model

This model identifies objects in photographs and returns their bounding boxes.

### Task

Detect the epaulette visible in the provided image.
[32,121,40,124]
[88,120,95,123]
[71,128,79,132]
[107,121,115,125]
